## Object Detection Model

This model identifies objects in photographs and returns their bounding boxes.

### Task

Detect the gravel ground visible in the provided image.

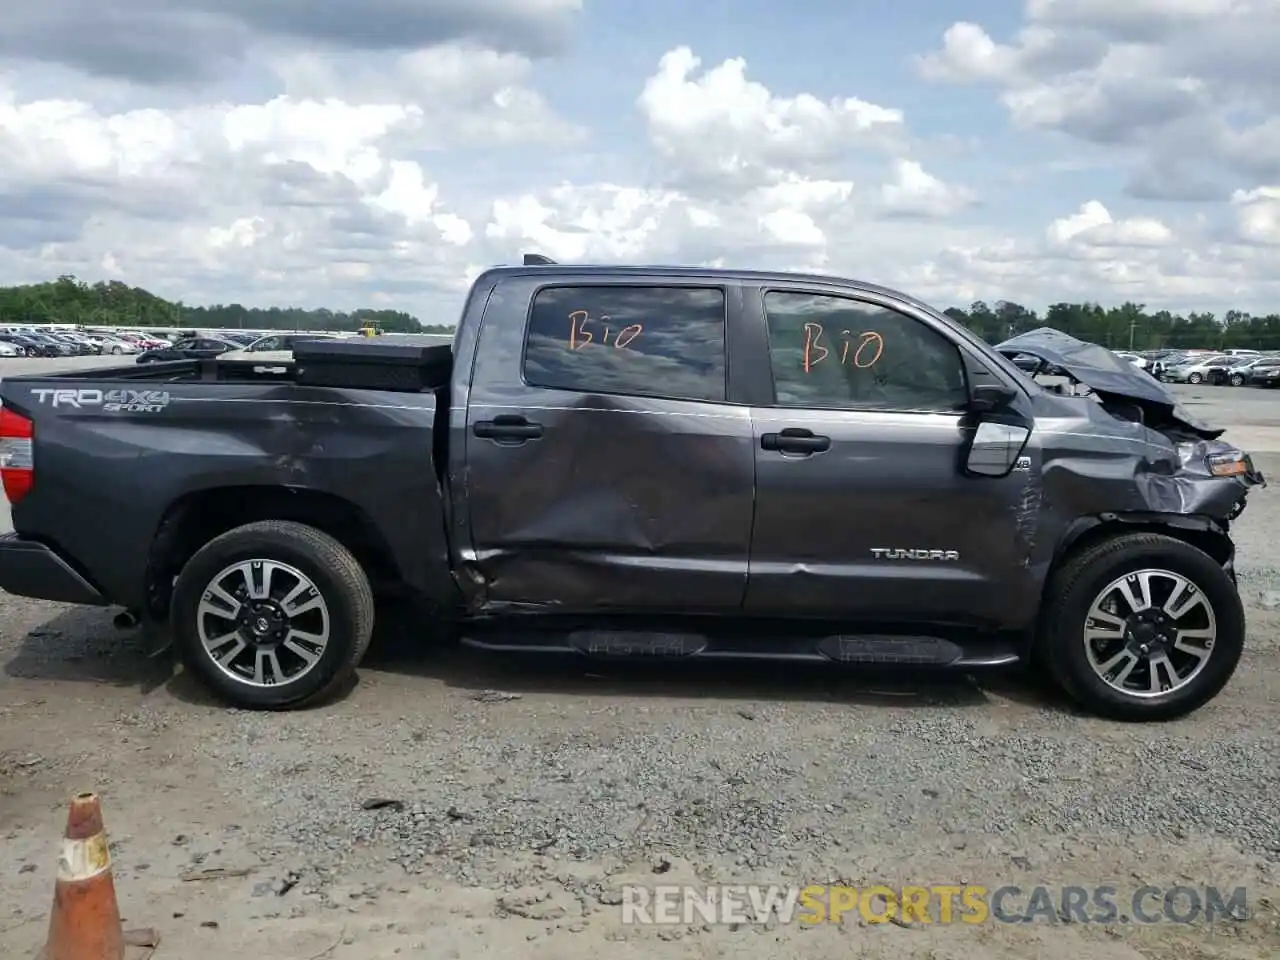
[0,373,1278,959]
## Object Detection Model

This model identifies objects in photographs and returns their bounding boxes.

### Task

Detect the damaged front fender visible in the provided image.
[992,329,1266,585]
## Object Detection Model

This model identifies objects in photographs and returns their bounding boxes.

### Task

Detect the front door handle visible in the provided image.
[761,427,831,455]
[473,415,544,442]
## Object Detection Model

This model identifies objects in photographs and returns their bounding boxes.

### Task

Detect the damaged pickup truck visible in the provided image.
[0,262,1264,721]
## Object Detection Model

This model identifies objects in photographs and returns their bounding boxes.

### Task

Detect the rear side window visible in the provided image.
[522,286,727,402]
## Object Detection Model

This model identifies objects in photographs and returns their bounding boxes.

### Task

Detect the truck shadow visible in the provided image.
[3,603,1078,715]
[3,606,173,694]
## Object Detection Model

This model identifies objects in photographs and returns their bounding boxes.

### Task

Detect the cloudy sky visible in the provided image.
[2,0,1278,320]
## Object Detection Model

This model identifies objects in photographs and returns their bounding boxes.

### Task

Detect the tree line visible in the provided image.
[947,301,1280,352]
[4,276,1280,350]
[0,276,453,336]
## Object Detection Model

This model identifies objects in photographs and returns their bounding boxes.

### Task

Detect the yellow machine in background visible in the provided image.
[358,325,381,337]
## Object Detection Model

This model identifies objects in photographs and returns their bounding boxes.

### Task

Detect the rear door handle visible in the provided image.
[761,428,831,455]
[473,415,544,442]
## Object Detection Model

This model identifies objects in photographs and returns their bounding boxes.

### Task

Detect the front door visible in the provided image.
[462,277,756,613]
[743,287,1034,627]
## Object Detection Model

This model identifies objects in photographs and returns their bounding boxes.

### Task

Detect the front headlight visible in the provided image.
[1177,444,1256,478]
[1206,449,1251,477]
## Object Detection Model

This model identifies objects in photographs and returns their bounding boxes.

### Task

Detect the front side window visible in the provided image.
[252,337,282,351]
[522,286,727,402]
[763,291,969,412]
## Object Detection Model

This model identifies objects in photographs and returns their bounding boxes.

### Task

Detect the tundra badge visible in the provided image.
[870,548,960,561]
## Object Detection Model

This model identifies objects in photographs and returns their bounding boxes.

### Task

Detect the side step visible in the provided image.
[458,629,1021,668]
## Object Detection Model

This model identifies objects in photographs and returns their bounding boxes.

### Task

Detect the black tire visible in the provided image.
[1039,533,1244,722]
[170,520,375,710]
[1229,374,1244,386]
[1187,372,1203,384]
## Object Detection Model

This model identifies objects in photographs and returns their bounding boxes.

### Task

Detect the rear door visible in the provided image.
[192,339,231,358]
[165,338,198,359]
[742,284,1036,627]
[461,275,756,613]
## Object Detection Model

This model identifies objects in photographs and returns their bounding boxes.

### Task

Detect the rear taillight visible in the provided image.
[0,406,33,503]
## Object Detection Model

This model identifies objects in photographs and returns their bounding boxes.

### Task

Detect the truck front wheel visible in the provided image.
[1039,533,1244,721]
[169,520,375,710]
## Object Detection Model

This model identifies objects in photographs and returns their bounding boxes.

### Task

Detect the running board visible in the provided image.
[458,629,1021,668]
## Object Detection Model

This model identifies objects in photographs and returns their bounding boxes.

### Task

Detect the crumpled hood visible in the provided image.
[997,326,1223,439]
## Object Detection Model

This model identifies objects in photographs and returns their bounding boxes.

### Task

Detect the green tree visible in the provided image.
[0,277,429,333]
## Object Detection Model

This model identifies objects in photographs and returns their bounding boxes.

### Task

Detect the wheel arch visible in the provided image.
[1048,512,1235,586]
[144,485,399,620]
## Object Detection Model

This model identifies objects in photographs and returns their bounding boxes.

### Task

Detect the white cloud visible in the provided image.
[474,49,985,293]
[1047,200,1175,247]
[269,44,581,147]
[0,39,571,311]
[485,185,681,262]
[637,46,905,195]
[3,41,989,314]
[918,1,1280,195]
[0,0,582,85]
[1231,186,1280,245]
[4,14,1280,326]
[879,160,977,219]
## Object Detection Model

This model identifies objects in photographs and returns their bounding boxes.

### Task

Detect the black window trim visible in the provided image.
[756,285,977,416]
[518,280,734,405]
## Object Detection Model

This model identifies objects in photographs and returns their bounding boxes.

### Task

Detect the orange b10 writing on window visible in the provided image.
[802,323,883,373]
[568,310,644,351]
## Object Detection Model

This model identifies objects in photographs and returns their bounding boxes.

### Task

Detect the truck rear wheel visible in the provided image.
[1039,533,1244,721]
[170,520,375,710]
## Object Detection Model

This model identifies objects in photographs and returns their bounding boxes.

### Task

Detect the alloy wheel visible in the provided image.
[1083,568,1216,699]
[196,559,331,688]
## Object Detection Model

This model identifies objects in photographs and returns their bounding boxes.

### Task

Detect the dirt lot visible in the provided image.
[1,361,1278,959]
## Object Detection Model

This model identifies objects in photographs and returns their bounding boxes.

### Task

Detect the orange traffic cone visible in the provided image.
[38,792,159,960]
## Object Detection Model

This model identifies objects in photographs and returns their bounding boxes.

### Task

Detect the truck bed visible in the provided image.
[0,347,455,615]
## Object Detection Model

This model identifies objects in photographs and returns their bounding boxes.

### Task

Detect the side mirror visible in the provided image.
[965,421,1031,477]
[968,384,1017,413]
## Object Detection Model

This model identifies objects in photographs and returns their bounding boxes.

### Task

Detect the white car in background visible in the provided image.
[0,340,21,358]
[1164,354,1234,385]
[85,334,140,355]
[1112,351,1152,371]
[220,332,346,362]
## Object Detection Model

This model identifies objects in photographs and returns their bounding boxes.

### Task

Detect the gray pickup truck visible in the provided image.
[0,260,1264,721]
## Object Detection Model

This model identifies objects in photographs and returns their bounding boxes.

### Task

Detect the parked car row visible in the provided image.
[0,326,454,365]
[134,331,343,363]
[0,326,343,362]
[0,327,152,357]
[1127,349,1280,387]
